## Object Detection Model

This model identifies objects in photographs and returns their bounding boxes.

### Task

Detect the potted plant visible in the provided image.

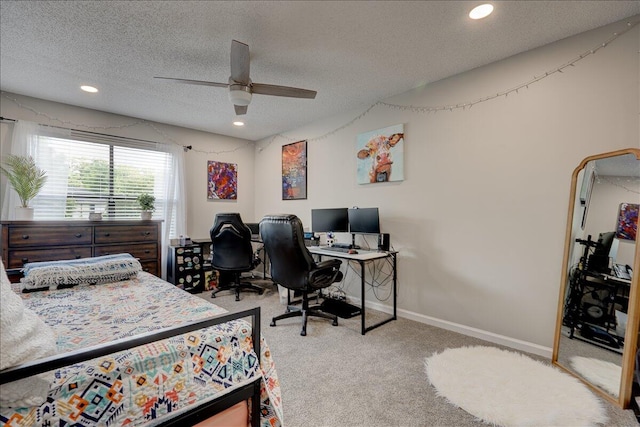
[0,155,47,220]
[137,193,155,220]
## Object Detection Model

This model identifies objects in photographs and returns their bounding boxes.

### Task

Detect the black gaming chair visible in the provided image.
[210,213,263,301]
[259,214,343,336]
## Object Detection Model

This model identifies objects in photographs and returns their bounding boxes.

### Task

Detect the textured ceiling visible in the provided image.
[1,1,639,141]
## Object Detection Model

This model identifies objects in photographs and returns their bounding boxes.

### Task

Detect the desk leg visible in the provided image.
[362,253,397,335]
[361,260,366,335]
[393,253,397,320]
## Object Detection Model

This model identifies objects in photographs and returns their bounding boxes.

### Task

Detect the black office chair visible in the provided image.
[210,213,263,301]
[260,214,343,336]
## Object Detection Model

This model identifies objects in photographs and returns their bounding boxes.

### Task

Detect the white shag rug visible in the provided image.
[570,355,622,398]
[425,346,608,427]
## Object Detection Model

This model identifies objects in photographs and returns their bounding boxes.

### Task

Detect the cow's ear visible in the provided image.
[357,149,370,159]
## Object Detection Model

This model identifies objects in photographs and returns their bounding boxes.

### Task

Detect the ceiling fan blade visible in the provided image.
[251,83,317,99]
[154,77,228,88]
[234,105,248,115]
[230,40,250,84]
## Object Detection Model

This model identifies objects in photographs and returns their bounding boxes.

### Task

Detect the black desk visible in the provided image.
[308,246,397,335]
[564,267,631,350]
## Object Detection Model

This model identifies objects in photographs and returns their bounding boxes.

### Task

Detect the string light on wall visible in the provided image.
[594,174,640,195]
[258,19,638,152]
[1,19,637,155]
[0,92,253,155]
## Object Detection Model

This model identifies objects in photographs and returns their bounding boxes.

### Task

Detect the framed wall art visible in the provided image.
[282,140,307,200]
[356,124,404,184]
[616,202,639,241]
[207,161,237,200]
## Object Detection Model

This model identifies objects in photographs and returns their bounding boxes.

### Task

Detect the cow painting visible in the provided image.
[356,130,404,184]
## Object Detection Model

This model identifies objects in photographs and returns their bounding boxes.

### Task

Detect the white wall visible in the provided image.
[253,18,639,355]
[0,94,256,240]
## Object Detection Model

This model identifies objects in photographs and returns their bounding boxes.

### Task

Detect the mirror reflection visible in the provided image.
[555,150,639,405]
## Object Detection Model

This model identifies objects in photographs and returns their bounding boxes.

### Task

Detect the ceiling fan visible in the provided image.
[155,40,317,115]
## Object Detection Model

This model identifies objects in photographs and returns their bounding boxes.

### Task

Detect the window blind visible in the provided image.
[31,130,175,234]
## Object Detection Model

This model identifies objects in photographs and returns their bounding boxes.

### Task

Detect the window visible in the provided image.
[32,130,175,232]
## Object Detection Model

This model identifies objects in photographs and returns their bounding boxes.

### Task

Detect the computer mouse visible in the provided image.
[348,249,358,254]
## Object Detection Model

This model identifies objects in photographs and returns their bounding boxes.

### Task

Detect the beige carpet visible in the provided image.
[197,281,638,427]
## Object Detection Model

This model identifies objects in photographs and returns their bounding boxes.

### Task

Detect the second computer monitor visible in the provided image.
[348,207,380,234]
[311,208,349,233]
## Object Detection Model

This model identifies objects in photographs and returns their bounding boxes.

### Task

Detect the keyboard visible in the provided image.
[331,243,352,249]
[321,246,351,253]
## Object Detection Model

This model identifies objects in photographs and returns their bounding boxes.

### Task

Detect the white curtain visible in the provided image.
[1,120,40,220]
[158,141,186,279]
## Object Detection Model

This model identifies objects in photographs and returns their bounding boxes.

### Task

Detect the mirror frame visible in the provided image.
[552,148,640,408]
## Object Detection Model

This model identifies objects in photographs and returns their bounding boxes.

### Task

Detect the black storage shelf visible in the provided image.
[167,244,204,293]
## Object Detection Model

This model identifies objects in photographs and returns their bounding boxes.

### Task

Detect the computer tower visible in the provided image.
[378,233,390,251]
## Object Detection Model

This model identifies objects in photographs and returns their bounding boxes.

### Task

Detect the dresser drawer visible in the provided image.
[8,226,92,247]
[7,247,93,268]
[94,225,158,244]
[94,243,158,260]
[141,260,158,276]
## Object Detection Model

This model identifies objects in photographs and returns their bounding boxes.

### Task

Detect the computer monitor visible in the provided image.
[348,207,380,234]
[588,231,615,273]
[311,208,349,233]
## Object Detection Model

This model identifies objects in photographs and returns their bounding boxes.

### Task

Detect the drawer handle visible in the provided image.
[144,231,151,236]
[75,255,82,259]
[144,250,150,254]
[75,233,82,238]
[21,234,29,240]
[21,257,28,263]
[104,233,110,237]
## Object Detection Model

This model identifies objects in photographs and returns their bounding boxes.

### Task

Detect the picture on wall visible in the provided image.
[207,161,237,200]
[356,124,404,184]
[282,140,307,200]
[616,202,639,241]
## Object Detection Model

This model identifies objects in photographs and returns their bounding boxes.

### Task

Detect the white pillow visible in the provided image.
[0,261,57,408]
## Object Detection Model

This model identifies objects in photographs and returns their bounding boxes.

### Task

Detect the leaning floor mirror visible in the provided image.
[553,148,640,408]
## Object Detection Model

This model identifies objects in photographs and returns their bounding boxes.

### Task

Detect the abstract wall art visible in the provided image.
[282,140,307,200]
[616,202,639,241]
[207,160,237,200]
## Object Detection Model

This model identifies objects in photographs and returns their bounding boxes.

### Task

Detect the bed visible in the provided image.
[0,255,283,427]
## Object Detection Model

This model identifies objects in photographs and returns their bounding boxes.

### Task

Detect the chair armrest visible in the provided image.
[309,259,343,287]
[315,259,342,270]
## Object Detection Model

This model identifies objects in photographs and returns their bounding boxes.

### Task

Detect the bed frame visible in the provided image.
[0,307,262,427]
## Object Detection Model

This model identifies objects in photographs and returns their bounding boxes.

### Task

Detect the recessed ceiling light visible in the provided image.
[233,121,245,127]
[80,85,98,93]
[469,3,494,20]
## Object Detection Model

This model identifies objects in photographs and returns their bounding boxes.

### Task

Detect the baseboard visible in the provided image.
[348,297,553,358]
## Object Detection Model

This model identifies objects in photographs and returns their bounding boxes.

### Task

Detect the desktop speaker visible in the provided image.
[378,233,390,251]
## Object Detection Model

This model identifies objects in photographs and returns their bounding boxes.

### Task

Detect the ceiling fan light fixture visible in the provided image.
[228,85,252,106]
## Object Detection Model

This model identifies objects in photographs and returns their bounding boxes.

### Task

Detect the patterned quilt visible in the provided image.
[1,273,283,427]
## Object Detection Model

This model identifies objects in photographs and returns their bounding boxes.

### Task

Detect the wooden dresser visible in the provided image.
[1,220,162,281]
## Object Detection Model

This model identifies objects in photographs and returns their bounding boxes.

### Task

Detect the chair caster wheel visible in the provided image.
[211,294,217,298]
[235,295,240,301]
[300,330,307,336]
[258,289,264,295]
[332,320,338,326]
[270,320,276,327]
